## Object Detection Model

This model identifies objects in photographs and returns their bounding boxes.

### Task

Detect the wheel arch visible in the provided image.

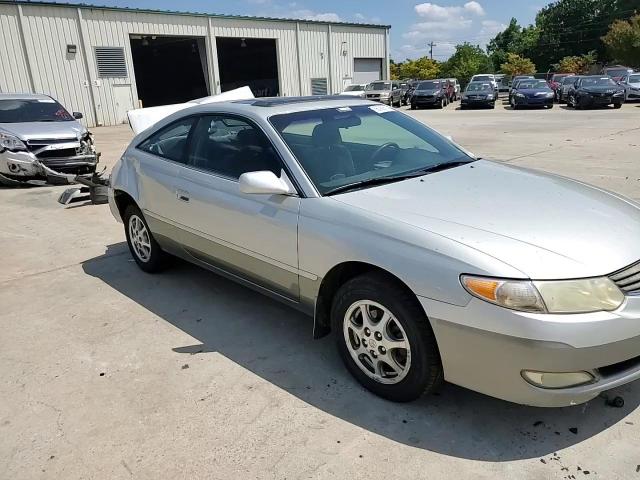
[313,261,423,339]
[112,189,138,222]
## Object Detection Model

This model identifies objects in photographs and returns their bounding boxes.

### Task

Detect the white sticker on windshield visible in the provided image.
[337,107,352,112]
[37,98,56,103]
[369,104,394,114]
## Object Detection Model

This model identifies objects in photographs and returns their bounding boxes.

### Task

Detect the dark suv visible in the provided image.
[410,80,449,109]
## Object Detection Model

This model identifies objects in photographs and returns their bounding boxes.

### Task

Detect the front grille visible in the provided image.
[26,138,77,150]
[598,354,640,378]
[610,260,640,295]
[38,148,78,159]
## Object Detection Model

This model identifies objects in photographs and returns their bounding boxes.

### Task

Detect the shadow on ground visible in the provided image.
[83,243,640,462]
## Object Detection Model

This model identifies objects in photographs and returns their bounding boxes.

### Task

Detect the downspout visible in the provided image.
[76,8,100,126]
[327,24,333,94]
[295,22,303,96]
[384,27,391,80]
[16,4,35,92]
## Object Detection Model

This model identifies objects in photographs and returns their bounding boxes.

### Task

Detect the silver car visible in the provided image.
[109,97,640,407]
[619,72,640,102]
[0,93,98,185]
[364,81,402,107]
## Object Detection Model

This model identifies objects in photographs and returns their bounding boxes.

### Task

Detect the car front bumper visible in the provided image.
[513,96,554,107]
[412,96,442,107]
[461,96,494,107]
[0,147,98,184]
[578,94,623,106]
[420,295,640,407]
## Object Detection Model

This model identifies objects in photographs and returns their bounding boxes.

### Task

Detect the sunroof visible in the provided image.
[233,95,369,107]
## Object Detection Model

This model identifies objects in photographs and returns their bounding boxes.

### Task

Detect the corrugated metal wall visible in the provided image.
[0,2,388,127]
[0,5,31,93]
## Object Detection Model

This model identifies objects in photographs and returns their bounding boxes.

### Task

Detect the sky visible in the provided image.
[52,0,542,60]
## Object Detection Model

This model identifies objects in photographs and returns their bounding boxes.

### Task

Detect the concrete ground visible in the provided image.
[1,100,639,480]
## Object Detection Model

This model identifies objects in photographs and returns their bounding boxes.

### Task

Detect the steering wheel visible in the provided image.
[150,143,164,156]
[370,142,400,165]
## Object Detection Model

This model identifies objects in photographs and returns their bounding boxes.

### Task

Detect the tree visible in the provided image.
[553,51,598,73]
[486,0,640,71]
[440,43,494,87]
[602,14,640,67]
[390,57,440,80]
[500,53,536,75]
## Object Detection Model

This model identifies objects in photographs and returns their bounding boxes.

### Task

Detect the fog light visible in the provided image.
[521,370,595,389]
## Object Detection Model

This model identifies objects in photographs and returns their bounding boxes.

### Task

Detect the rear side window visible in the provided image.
[138,117,195,163]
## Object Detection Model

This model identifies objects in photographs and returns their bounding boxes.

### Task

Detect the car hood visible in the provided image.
[0,121,87,140]
[333,160,640,279]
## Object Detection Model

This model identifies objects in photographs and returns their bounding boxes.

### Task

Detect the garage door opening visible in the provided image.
[353,58,382,85]
[130,35,209,107]
[216,37,279,97]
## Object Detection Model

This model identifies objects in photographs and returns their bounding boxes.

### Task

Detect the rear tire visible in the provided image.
[613,102,622,109]
[124,204,167,273]
[331,273,443,402]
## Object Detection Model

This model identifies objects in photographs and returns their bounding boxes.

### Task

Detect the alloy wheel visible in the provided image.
[343,300,411,384]
[128,214,152,262]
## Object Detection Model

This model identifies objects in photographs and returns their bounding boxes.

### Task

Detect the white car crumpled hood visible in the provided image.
[334,160,640,279]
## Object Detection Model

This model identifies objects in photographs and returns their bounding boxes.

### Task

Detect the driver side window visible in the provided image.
[137,118,195,164]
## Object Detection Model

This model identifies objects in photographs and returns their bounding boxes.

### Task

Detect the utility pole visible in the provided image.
[428,41,436,60]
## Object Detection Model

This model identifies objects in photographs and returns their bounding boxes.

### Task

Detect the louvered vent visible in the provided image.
[311,78,328,95]
[95,47,127,78]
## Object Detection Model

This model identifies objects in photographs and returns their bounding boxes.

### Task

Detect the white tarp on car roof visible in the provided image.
[127,86,254,136]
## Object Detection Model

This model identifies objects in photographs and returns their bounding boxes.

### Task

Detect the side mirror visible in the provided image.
[239,171,292,195]
[73,112,83,119]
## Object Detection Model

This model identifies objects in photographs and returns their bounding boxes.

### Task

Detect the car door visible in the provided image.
[135,116,197,244]
[175,113,301,300]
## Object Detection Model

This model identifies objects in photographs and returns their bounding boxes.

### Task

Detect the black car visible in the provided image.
[509,79,555,109]
[460,81,497,109]
[410,80,448,109]
[567,76,625,109]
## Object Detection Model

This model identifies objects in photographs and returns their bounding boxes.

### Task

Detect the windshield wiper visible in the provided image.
[408,159,476,175]
[324,160,475,196]
[324,175,415,196]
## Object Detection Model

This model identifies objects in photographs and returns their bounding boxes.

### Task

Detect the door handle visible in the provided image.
[176,189,190,202]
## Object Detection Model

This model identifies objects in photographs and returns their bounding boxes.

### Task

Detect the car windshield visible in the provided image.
[628,74,640,83]
[417,81,440,89]
[553,74,572,81]
[582,77,617,87]
[517,80,549,89]
[0,98,74,123]
[366,82,390,91]
[562,76,577,85]
[270,105,472,195]
[344,85,364,92]
[606,68,630,77]
[466,82,492,92]
[473,75,493,81]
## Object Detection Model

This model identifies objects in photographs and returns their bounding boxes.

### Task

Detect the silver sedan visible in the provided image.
[109,97,640,407]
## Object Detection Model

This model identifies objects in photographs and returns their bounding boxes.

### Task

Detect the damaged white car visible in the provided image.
[0,93,98,185]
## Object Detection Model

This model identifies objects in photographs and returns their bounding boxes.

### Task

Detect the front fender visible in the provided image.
[108,151,141,222]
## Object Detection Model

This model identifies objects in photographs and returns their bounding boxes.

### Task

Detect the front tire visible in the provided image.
[613,102,622,109]
[331,273,443,402]
[124,204,167,273]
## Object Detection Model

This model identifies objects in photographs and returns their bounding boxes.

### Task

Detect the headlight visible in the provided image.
[613,91,624,96]
[546,92,555,97]
[0,132,27,152]
[461,275,624,314]
[380,92,390,97]
[516,93,525,98]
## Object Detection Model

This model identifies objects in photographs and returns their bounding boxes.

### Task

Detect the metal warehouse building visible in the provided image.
[0,1,390,127]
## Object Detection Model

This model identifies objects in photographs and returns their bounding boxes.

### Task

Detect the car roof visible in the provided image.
[183,96,380,118]
[0,93,53,101]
